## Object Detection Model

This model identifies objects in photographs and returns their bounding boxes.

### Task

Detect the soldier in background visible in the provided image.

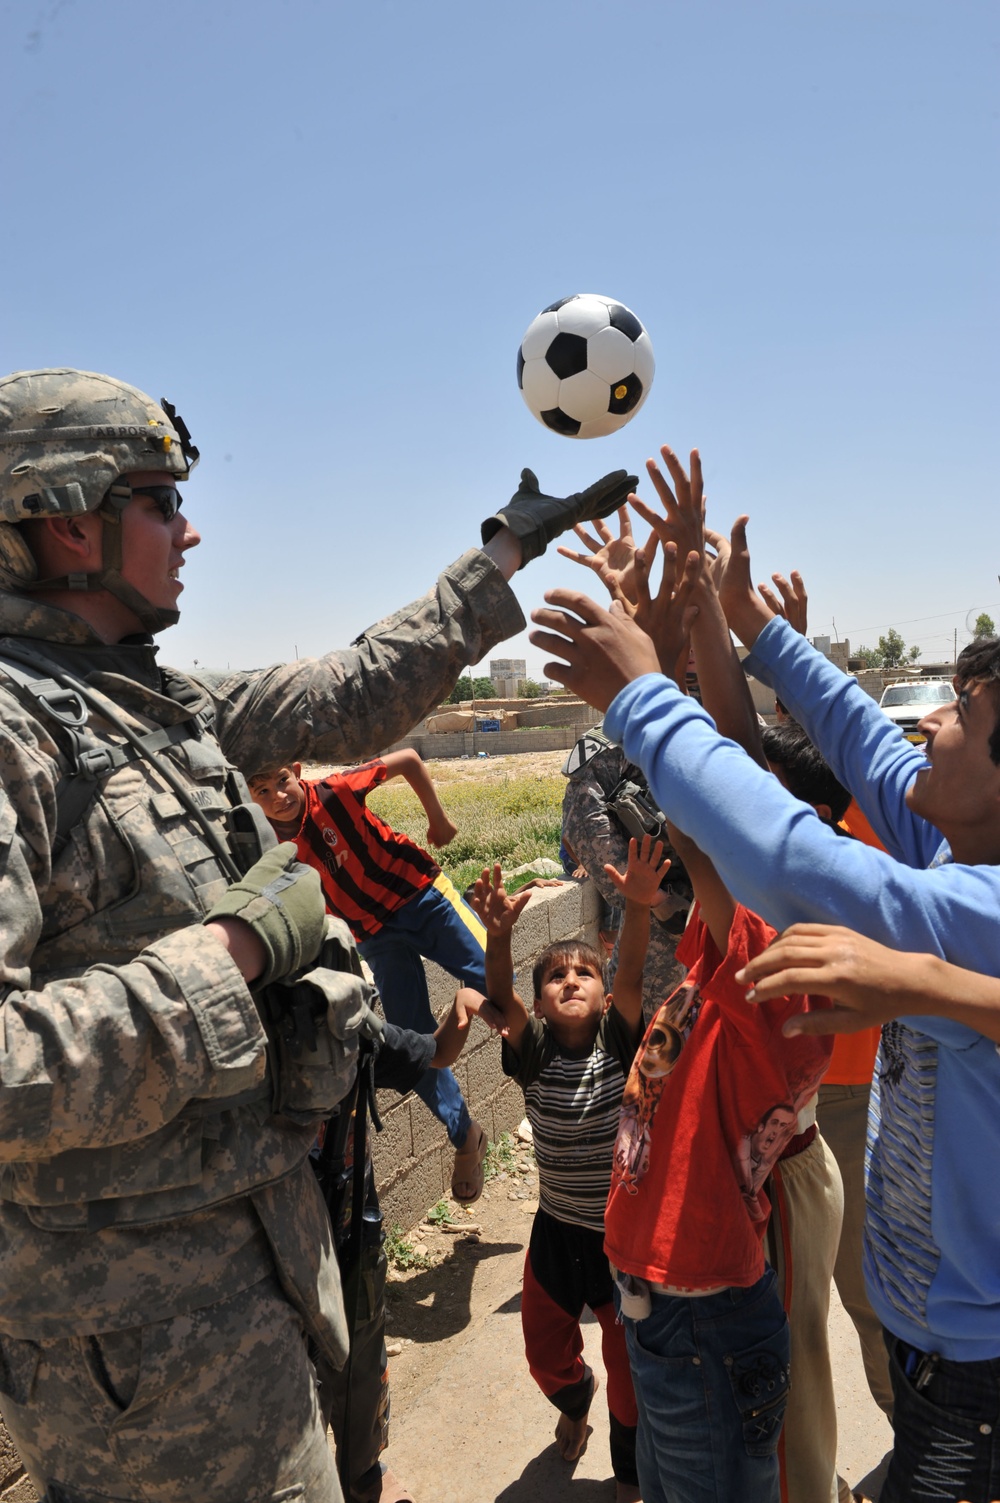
[561,729,690,1021]
[0,367,635,1503]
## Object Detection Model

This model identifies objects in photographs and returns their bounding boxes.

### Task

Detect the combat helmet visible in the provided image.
[0,368,199,631]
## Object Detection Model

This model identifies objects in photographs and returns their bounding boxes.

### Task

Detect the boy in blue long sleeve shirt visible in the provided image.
[530,443,1000,1503]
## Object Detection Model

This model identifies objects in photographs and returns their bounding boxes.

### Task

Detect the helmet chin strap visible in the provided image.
[20,484,179,634]
[90,493,179,633]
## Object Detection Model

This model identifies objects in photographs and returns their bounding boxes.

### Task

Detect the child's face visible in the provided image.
[533,954,608,1042]
[249,764,306,825]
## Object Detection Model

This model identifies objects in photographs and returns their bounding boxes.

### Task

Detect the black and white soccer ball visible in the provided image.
[517,293,655,439]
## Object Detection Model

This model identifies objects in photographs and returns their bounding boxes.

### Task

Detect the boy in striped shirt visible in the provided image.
[466,837,669,1503]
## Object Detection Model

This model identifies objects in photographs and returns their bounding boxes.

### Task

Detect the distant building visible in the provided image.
[489,657,526,697]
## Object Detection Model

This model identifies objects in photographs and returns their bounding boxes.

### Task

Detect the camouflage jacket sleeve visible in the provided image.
[203,549,526,773]
[0,766,267,1160]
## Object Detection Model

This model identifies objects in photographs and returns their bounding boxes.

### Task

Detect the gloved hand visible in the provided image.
[203,842,326,988]
[481,467,638,568]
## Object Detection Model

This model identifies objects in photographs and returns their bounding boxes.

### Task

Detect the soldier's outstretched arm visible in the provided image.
[209,466,637,775]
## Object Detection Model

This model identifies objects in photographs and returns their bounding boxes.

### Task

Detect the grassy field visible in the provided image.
[363,757,565,894]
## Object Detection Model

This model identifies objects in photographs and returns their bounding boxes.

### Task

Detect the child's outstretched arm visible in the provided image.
[469,864,532,1053]
[380,748,458,848]
[665,819,736,955]
[430,987,508,1068]
[603,833,673,1030]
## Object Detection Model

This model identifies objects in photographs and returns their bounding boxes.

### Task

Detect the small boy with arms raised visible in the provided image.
[465,836,671,1503]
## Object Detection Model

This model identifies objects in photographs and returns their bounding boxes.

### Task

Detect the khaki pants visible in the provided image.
[765,1131,844,1503]
[0,1276,342,1503]
[817,1082,894,1418]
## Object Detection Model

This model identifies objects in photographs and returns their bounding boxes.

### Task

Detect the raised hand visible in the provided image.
[604,835,672,907]
[470,863,532,937]
[629,539,703,680]
[757,570,808,637]
[713,515,774,649]
[530,590,662,709]
[556,506,656,614]
[628,445,705,575]
[736,924,903,1035]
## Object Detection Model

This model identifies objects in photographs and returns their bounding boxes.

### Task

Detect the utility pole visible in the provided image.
[954,627,957,667]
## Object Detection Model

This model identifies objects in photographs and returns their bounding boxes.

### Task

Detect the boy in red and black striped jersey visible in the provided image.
[248,749,490,1203]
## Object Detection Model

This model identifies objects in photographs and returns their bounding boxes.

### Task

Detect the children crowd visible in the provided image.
[249,443,1000,1503]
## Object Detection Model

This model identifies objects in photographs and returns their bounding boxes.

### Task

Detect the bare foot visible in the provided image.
[555,1373,598,1462]
[615,1484,641,1503]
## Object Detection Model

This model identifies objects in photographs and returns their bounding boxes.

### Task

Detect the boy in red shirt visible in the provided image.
[249,749,489,1201]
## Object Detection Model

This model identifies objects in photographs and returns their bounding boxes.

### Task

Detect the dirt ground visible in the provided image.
[381,1134,538,1414]
[374,1138,893,1503]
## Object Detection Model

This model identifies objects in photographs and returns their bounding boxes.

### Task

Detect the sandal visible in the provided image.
[451,1122,488,1204]
[379,1464,416,1503]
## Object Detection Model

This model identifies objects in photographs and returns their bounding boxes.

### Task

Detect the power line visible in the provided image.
[840,601,1000,638]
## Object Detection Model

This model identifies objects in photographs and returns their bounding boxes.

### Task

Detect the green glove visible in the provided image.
[481,467,639,568]
[203,842,326,988]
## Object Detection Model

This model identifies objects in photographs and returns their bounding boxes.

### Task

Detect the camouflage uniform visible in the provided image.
[561,742,687,1023]
[0,553,524,1502]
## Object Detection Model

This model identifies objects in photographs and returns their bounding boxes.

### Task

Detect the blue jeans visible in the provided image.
[882,1330,1000,1503]
[359,879,486,1149]
[619,1267,789,1503]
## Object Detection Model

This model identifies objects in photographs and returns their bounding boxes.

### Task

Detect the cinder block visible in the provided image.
[379,1144,448,1229]
[373,1098,414,1166]
[579,880,601,926]
[542,881,585,936]
[509,897,551,968]
[423,960,459,1016]
[464,1037,507,1102]
[409,1096,449,1156]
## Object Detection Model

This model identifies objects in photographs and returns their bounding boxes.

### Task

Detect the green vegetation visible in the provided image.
[974,612,996,639]
[856,627,921,669]
[446,674,496,703]
[384,1223,431,1271]
[517,678,544,698]
[425,1199,457,1227]
[483,1131,520,1182]
[367,773,564,894]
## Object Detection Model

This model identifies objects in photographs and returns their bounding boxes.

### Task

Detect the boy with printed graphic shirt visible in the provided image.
[464,837,671,1503]
[605,816,833,1503]
[249,750,490,1202]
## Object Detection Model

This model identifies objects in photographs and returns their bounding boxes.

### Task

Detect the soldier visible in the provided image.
[0,367,635,1503]
[560,730,690,1022]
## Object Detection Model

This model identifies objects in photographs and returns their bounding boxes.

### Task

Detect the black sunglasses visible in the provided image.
[129,485,183,521]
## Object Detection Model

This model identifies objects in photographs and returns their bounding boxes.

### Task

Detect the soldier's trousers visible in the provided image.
[0,1275,343,1503]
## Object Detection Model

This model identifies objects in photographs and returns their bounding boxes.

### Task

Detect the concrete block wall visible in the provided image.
[373,876,601,1230]
[385,720,599,760]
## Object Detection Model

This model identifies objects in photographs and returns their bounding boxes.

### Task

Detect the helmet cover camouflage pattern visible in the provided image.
[0,368,198,525]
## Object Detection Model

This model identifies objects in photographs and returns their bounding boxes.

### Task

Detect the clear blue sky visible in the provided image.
[3,0,997,677]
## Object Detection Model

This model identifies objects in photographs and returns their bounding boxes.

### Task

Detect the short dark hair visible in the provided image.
[762,722,851,823]
[247,763,295,789]
[532,940,606,1001]
[955,638,1000,764]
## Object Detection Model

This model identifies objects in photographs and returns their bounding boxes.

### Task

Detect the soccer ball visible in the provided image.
[517,293,655,439]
